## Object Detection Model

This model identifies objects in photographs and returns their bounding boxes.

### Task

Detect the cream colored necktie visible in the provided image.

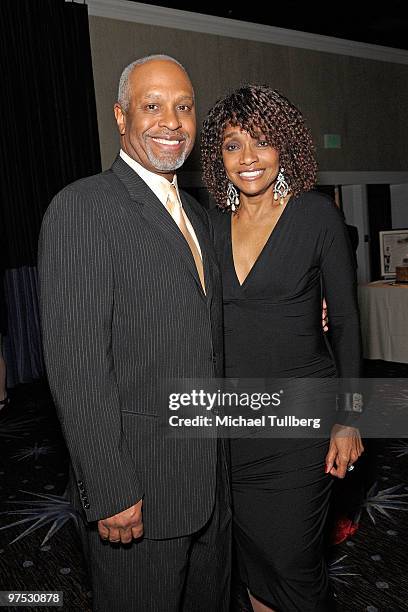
[165,184,206,293]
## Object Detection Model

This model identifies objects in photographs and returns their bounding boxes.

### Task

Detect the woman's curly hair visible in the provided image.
[200,84,318,209]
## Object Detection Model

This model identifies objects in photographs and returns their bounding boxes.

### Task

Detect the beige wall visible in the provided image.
[89,15,408,173]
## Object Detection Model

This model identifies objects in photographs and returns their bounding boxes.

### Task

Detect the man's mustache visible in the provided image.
[146,131,189,141]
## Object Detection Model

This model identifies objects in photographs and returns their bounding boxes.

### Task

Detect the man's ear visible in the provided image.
[114,103,126,135]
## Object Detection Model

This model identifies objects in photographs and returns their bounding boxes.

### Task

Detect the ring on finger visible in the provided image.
[346,464,355,472]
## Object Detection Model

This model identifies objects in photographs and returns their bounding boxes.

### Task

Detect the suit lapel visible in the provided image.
[111,156,207,297]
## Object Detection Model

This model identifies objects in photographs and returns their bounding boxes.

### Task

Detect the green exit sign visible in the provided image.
[324,134,341,148]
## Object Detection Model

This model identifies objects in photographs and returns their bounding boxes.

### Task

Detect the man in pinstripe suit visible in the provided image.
[38,55,231,611]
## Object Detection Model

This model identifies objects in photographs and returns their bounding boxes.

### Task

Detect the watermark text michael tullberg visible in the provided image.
[168,390,321,430]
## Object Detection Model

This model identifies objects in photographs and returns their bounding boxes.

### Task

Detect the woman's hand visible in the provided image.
[322,297,329,332]
[325,424,364,478]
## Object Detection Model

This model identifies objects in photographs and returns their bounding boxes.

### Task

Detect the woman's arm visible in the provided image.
[318,199,364,477]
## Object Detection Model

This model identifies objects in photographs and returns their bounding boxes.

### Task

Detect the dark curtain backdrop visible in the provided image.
[0,0,101,385]
[367,185,392,281]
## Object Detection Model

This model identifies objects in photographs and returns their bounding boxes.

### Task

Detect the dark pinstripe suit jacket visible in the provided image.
[38,156,224,539]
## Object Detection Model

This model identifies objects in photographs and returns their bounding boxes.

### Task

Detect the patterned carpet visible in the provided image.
[0,361,407,612]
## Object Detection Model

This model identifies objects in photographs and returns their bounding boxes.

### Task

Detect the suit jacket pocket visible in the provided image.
[120,409,159,418]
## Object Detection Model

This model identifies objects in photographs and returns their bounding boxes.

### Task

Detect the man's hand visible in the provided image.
[322,298,329,332]
[325,424,364,479]
[98,499,143,544]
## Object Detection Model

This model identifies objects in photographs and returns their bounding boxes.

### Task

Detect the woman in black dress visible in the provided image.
[200,85,364,611]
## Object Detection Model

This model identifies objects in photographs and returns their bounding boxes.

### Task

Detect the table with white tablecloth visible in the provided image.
[358,281,408,363]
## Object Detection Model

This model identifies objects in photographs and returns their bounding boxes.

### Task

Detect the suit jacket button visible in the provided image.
[84,503,90,509]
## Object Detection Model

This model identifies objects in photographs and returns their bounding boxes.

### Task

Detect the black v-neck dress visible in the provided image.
[210,191,362,611]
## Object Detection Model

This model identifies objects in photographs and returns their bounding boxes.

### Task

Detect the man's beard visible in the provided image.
[146,148,188,172]
[144,134,192,172]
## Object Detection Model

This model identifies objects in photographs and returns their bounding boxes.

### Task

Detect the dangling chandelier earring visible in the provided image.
[273,168,289,205]
[226,181,240,212]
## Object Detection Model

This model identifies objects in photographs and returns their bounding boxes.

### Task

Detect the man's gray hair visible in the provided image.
[117,54,192,111]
